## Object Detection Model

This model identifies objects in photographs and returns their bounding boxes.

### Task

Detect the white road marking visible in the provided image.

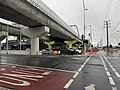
[71,58,81,59]
[0,68,6,71]
[106,71,111,76]
[42,71,52,75]
[100,54,116,89]
[64,54,93,89]
[112,68,116,72]
[105,67,108,71]
[77,68,82,72]
[108,77,115,85]
[112,87,118,90]
[11,71,35,75]
[16,69,41,74]
[64,79,74,89]
[1,63,75,73]
[81,65,84,68]
[84,84,96,90]
[72,72,79,78]
[0,76,30,86]
[11,66,16,68]
[102,55,120,78]
[115,72,120,78]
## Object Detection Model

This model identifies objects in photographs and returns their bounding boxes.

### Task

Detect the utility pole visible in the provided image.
[104,20,111,52]
[106,21,109,48]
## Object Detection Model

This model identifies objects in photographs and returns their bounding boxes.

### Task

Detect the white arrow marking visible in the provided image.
[84,84,96,90]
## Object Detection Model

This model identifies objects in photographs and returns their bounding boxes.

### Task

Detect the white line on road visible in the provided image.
[112,87,118,90]
[115,72,120,78]
[102,55,120,78]
[106,71,111,76]
[64,79,74,89]
[105,67,108,71]
[77,67,82,72]
[77,55,92,73]
[108,77,115,85]
[73,72,79,78]
[112,68,116,72]
[81,65,84,68]
[64,54,93,89]
[1,63,75,73]
[100,54,117,90]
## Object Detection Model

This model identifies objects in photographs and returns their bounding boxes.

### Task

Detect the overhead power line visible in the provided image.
[104,0,113,20]
[109,20,120,35]
[108,0,120,36]
[110,0,120,23]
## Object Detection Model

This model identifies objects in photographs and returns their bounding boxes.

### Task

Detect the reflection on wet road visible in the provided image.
[0,52,120,90]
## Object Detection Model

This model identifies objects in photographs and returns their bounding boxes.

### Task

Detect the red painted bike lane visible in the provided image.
[0,63,74,90]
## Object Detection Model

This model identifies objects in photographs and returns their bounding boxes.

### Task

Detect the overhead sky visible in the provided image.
[1,0,120,46]
[41,0,120,46]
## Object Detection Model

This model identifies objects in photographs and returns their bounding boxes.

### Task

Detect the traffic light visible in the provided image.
[83,40,88,44]
[81,34,84,40]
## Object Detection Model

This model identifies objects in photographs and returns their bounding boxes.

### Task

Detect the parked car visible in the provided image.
[70,47,82,54]
[42,48,54,55]
[52,47,61,55]
[60,47,75,55]
[53,47,75,55]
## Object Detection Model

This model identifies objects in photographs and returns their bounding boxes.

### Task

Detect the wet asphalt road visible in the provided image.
[0,51,120,90]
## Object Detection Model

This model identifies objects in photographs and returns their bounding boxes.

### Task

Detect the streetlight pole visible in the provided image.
[82,0,87,55]
[83,0,86,38]
[89,25,92,53]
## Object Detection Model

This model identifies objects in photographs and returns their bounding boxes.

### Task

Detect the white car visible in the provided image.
[70,47,82,54]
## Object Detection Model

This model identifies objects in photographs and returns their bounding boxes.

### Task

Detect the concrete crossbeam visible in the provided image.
[22,26,49,55]
[22,26,49,38]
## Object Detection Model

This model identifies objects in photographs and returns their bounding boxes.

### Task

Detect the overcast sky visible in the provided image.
[41,0,120,46]
[1,0,120,46]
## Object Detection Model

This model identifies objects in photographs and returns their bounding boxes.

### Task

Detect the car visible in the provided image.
[52,47,61,55]
[70,47,82,54]
[53,47,75,55]
[60,47,75,55]
[42,48,54,55]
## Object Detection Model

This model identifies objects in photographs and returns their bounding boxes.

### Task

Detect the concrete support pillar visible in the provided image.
[64,40,76,48]
[44,41,55,49]
[31,38,39,55]
[0,31,8,52]
[22,26,49,55]
[0,31,8,41]
[0,41,1,51]
[17,36,20,40]
[75,44,81,48]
